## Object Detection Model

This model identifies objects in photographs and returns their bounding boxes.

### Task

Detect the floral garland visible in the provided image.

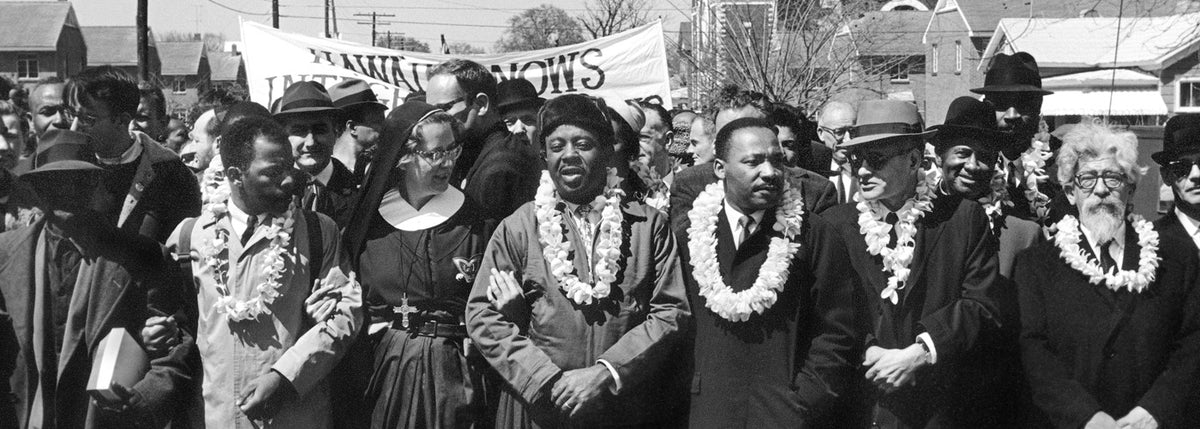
[534,168,626,305]
[198,155,297,322]
[629,160,670,212]
[856,164,939,305]
[976,162,1013,232]
[686,180,804,322]
[1052,214,1160,293]
[1019,140,1053,223]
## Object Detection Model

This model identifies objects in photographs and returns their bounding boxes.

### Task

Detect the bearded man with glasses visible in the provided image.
[1014,119,1200,429]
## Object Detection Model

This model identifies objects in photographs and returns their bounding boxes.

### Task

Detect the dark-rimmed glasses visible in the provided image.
[411,144,462,162]
[1073,172,1128,191]
[847,146,912,171]
[432,97,467,112]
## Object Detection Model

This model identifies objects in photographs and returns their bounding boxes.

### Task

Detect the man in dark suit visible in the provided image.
[1153,114,1200,253]
[1016,120,1200,429]
[274,81,358,227]
[824,100,1004,428]
[769,103,833,173]
[0,130,195,429]
[677,117,858,427]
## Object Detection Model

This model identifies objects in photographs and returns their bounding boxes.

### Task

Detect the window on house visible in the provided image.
[1179,79,1200,111]
[955,41,962,74]
[17,55,37,79]
[931,44,939,75]
[173,78,187,94]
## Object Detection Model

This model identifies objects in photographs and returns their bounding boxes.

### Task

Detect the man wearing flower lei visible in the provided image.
[166,117,362,428]
[823,100,1004,428]
[1014,120,1200,429]
[1153,114,1200,254]
[466,94,691,428]
[676,117,858,427]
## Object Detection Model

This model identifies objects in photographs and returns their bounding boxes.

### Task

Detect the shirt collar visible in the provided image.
[311,161,335,186]
[1175,207,1200,238]
[95,134,143,165]
[378,187,465,231]
[1078,218,1126,268]
[44,221,87,256]
[723,199,764,228]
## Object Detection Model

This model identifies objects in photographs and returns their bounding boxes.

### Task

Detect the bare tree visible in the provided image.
[496,4,587,52]
[447,42,486,55]
[579,0,650,39]
[376,34,432,52]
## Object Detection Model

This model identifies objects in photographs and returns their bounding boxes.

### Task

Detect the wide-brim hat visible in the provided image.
[273,81,343,117]
[929,96,1024,159]
[329,78,386,111]
[1152,114,1200,165]
[20,129,101,178]
[495,79,545,112]
[971,52,1054,95]
[842,100,935,148]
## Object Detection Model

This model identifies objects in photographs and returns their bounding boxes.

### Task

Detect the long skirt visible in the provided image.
[367,329,481,429]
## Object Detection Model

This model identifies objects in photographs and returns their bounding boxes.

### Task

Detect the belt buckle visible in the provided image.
[417,320,439,338]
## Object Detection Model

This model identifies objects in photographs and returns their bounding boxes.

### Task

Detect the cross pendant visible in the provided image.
[395,293,418,329]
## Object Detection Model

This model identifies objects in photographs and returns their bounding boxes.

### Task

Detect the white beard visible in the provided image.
[1079,199,1124,244]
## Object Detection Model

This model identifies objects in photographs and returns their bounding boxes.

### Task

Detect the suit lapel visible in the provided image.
[715,208,736,278]
[1076,232,1117,306]
[899,215,945,305]
[117,139,156,228]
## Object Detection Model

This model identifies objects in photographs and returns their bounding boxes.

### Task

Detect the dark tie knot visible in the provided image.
[885,212,899,226]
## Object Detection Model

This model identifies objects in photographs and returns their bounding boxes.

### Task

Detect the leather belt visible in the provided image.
[391,319,468,339]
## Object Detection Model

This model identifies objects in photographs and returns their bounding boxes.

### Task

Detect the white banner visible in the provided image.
[241,21,672,110]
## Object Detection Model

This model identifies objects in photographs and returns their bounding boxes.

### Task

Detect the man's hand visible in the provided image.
[863,344,929,392]
[305,278,342,323]
[550,365,614,419]
[1116,407,1157,429]
[141,315,179,354]
[487,269,525,320]
[92,382,138,416]
[1085,411,1120,429]
[238,370,296,421]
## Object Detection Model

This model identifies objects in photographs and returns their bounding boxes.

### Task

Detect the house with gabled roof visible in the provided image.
[835,10,930,104]
[83,26,160,78]
[208,50,246,88]
[0,2,86,84]
[159,41,210,116]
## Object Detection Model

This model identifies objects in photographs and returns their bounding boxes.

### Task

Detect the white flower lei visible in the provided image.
[1018,141,1053,222]
[534,168,626,305]
[629,160,669,212]
[199,157,297,322]
[686,180,804,322]
[1052,214,1160,293]
[856,165,939,305]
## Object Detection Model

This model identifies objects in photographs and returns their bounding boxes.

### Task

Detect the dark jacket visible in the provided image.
[677,204,859,428]
[669,162,838,233]
[1015,218,1200,428]
[0,219,195,429]
[305,157,359,228]
[94,134,201,244]
[826,196,1004,429]
[462,128,540,222]
[796,140,834,175]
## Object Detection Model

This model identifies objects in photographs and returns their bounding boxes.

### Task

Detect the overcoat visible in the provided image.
[669,163,838,233]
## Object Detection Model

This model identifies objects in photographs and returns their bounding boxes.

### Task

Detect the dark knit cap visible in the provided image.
[537,94,614,146]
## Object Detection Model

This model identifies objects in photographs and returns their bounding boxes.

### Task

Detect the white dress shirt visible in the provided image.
[1175,208,1200,250]
[723,200,765,250]
[1079,221,1127,271]
[226,201,270,240]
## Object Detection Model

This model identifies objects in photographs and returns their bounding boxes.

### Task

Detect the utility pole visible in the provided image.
[330,0,339,36]
[272,0,279,28]
[137,0,149,81]
[386,31,392,49]
[354,12,393,47]
[324,0,330,37]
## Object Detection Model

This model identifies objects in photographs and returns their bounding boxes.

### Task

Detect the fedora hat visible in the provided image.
[273,81,342,117]
[495,79,545,112]
[329,79,386,111]
[971,52,1053,95]
[1152,114,1200,165]
[842,100,935,148]
[929,96,1024,159]
[20,129,101,178]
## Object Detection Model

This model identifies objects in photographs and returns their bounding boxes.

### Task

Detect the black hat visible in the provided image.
[495,79,545,112]
[273,81,342,117]
[329,79,386,111]
[537,94,613,146]
[1152,114,1200,165]
[20,129,101,178]
[929,97,1024,159]
[971,52,1054,95]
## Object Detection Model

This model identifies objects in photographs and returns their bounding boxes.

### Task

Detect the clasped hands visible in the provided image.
[548,364,614,420]
[1085,407,1158,429]
[863,344,930,393]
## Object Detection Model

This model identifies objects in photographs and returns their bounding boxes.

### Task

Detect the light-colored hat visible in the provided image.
[842,100,935,148]
[605,98,645,133]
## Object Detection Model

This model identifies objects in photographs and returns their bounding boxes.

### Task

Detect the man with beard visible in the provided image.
[427,59,539,221]
[274,81,358,227]
[678,117,858,427]
[328,79,386,182]
[818,101,857,205]
[467,94,691,428]
[167,116,362,428]
[1015,120,1200,429]
[1154,114,1200,252]
[824,100,1003,428]
[495,78,544,148]
[66,66,200,244]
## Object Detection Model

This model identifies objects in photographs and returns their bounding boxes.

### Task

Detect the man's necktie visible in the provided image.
[241,215,259,245]
[575,204,595,264]
[885,212,900,248]
[303,182,323,212]
[1100,241,1118,272]
[738,215,755,248]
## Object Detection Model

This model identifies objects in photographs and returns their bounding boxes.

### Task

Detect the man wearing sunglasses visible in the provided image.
[1154,114,1200,252]
[65,66,200,244]
[824,100,1003,428]
[274,81,357,228]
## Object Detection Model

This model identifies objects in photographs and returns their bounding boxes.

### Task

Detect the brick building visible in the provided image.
[0,2,86,85]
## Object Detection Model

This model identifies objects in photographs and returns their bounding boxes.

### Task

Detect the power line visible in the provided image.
[354,12,394,46]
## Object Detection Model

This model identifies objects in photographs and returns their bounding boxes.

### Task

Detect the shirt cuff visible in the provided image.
[596,359,622,394]
[916,333,938,365]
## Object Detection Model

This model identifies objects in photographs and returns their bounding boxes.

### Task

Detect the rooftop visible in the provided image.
[84,26,156,66]
[983,13,1200,70]
[0,2,77,52]
[208,51,244,82]
[158,42,205,76]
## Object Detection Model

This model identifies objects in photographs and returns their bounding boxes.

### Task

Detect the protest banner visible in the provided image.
[241,20,673,110]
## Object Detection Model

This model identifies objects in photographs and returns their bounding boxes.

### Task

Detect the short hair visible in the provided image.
[818,101,856,124]
[638,101,671,130]
[716,84,770,116]
[1056,119,1147,190]
[691,115,715,137]
[766,103,802,133]
[714,117,777,161]
[220,116,288,171]
[400,111,464,159]
[65,66,140,116]
[429,59,497,102]
[138,83,167,120]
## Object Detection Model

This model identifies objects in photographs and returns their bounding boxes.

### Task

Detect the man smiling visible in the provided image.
[273,81,357,227]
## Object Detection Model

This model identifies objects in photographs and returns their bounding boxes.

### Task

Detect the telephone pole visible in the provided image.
[330,0,339,36]
[272,0,279,28]
[137,0,149,81]
[323,0,330,37]
[354,12,393,47]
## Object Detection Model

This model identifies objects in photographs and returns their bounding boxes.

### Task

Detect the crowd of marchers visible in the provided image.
[0,51,1197,429]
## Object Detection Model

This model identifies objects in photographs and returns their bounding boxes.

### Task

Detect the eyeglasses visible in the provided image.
[847,146,910,171]
[819,126,852,139]
[411,144,462,163]
[1163,159,1200,178]
[432,97,467,112]
[1073,172,1128,191]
